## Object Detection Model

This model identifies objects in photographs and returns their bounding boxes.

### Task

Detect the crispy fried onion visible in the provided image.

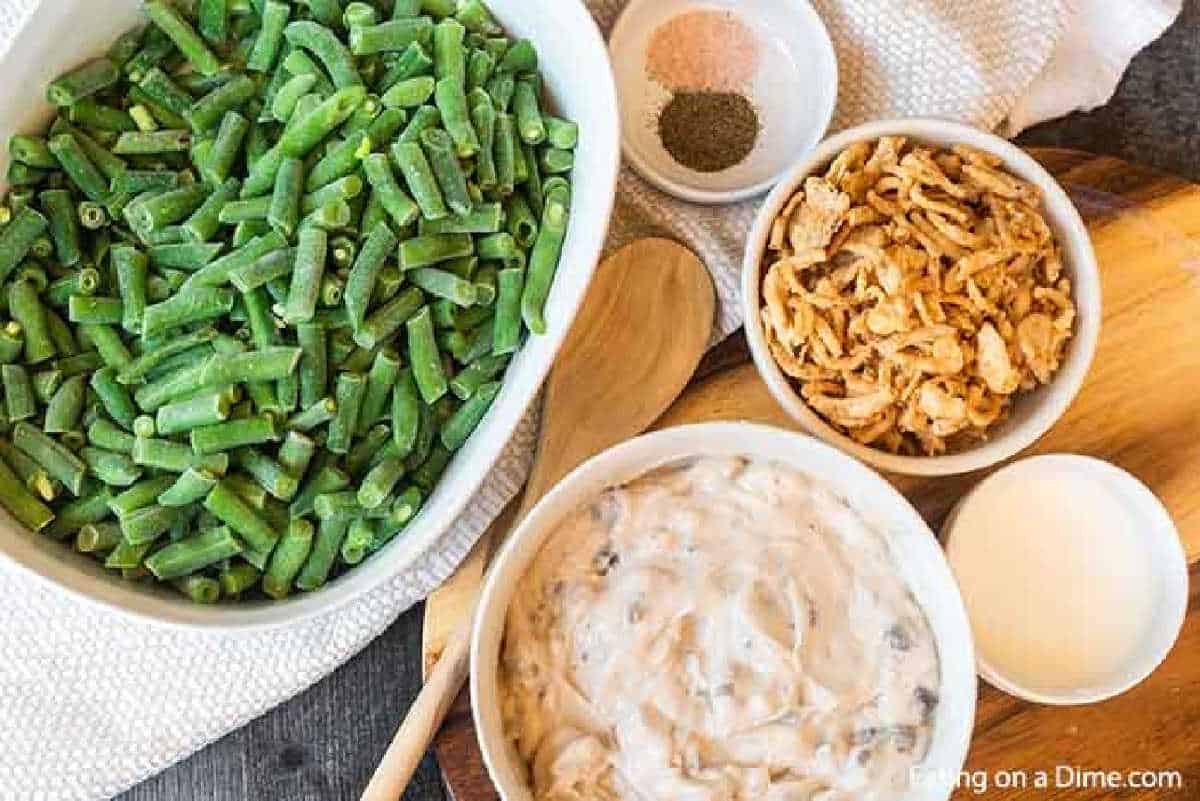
[761,137,1077,455]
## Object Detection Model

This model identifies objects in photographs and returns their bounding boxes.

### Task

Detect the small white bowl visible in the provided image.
[942,455,1189,705]
[472,422,977,801]
[742,118,1103,476]
[610,0,837,204]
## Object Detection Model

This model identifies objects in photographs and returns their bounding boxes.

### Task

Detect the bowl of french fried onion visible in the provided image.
[742,118,1101,476]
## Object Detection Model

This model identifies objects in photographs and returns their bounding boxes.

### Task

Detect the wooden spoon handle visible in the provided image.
[360,620,473,801]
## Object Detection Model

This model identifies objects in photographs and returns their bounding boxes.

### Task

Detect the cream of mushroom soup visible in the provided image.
[499,456,940,801]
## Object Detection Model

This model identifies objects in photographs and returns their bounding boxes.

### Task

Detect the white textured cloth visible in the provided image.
[0,1,1178,799]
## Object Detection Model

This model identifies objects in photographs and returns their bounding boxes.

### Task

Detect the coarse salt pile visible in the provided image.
[645,9,761,92]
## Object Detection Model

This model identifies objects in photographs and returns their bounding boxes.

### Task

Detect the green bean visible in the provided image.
[358,348,402,433]
[202,112,249,184]
[391,0,422,17]
[512,79,545,144]
[156,390,233,435]
[456,0,499,33]
[108,475,174,519]
[263,156,305,240]
[271,73,318,123]
[218,196,271,224]
[68,296,124,326]
[344,1,378,28]
[485,71,514,112]
[542,114,578,150]
[439,379,498,449]
[47,134,109,204]
[283,224,328,323]
[233,447,299,500]
[293,515,348,590]
[158,467,219,507]
[503,193,538,249]
[491,265,523,355]
[111,169,180,196]
[185,229,287,288]
[327,371,366,453]
[0,437,58,502]
[361,152,419,228]
[350,18,433,55]
[434,77,479,157]
[339,517,375,564]
[0,456,55,531]
[112,129,192,155]
[465,48,494,91]
[146,525,242,580]
[277,430,316,477]
[381,76,436,108]
[130,103,158,133]
[31,369,63,406]
[118,328,216,385]
[491,111,517,195]
[126,184,210,233]
[432,18,465,84]
[69,99,136,133]
[289,461,345,517]
[104,539,153,569]
[35,190,81,269]
[108,24,147,71]
[148,241,226,271]
[9,135,57,170]
[188,74,257,134]
[376,43,432,95]
[248,0,293,72]
[398,103,441,145]
[344,423,392,477]
[357,453,405,508]
[405,305,446,402]
[540,147,574,174]
[12,422,86,496]
[302,174,363,213]
[199,0,229,43]
[468,89,497,191]
[411,129,469,217]
[87,417,136,453]
[354,285,423,350]
[409,267,476,307]
[80,446,143,486]
[391,141,446,222]
[132,436,229,475]
[284,20,363,89]
[314,489,392,520]
[339,223,395,333]
[417,201,503,235]
[56,352,105,379]
[398,232,473,270]
[262,517,313,598]
[522,187,568,334]
[45,375,86,433]
[172,574,220,603]
[76,521,123,554]
[120,503,183,545]
[450,352,508,400]
[497,38,536,74]
[9,280,55,364]
[203,479,278,567]
[138,67,194,119]
[191,414,279,454]
[142,287,235,337]
[0,322,23,365]
[182,179,239,244]
[199,346,301,386]
[46,58,120,106]
[144,0,222,76]
[282,48,336,95]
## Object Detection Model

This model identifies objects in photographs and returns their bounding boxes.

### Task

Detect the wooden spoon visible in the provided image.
[360,238,715,801]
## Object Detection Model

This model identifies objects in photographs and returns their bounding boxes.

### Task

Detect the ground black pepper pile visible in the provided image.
[657,91,760,173]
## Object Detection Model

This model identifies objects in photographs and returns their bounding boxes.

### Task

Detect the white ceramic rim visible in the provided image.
[942,454,1190,705]
[609,0,838,205]
[471,422,977,801]
[0,0,621,630]
[741,118,1103,476]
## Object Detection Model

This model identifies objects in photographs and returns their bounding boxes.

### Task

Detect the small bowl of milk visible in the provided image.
[942,455,1188,705]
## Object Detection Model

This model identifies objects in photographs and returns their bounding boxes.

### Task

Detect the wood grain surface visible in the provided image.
[427,148,1200,801]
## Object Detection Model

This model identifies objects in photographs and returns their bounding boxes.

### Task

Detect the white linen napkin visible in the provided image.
[0,1,1180,798]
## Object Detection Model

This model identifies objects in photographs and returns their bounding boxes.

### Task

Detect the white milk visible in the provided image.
[947,460,1154,694]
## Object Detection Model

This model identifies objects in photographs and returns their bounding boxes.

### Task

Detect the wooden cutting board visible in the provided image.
[423,148,1200,801]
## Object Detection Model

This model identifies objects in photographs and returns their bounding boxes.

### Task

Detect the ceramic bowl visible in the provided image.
[742,118,1102,476]
[0,0,620,628]
[609,0,837,204]
[472,422,977,801]
[942,454,1189,705]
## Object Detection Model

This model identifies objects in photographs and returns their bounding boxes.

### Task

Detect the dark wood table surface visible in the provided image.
[116,2,1200,799]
